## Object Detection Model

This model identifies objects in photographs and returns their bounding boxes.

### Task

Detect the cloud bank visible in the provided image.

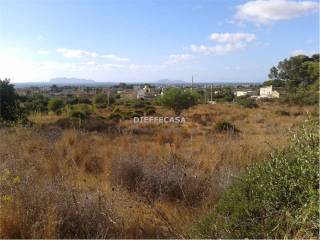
[235,0,318,24]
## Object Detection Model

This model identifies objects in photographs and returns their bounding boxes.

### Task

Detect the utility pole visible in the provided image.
[191,75,194,92]
[204,84,207,104]
[107,88,110,106]
[211,84,213,102]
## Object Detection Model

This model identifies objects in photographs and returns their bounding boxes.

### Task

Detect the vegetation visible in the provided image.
[266,54,319,105]
[214,120,240,134]
[48,98,65,114]
[236,96,258,108]
[93,93,115,107]
[211,87,234,102]
[0,79,25,123]
[192,119,319,239]
[0,100,316,238]
[160,88,198,115]
[0,53,318,238]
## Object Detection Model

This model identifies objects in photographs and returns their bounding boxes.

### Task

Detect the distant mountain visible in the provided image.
[155,79,187,85]
[50,78,96,85]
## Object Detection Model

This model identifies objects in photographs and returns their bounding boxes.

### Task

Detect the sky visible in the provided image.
[0,0,319,83]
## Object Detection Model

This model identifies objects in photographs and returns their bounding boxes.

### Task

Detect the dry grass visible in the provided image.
[0,102,313,238]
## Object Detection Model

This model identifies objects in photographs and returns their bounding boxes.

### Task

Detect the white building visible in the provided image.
[235,90,257,97]
[137,89,145,99]
[259,85,279,98]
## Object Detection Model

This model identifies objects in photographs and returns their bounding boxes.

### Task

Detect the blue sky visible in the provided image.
[0,0,318,83]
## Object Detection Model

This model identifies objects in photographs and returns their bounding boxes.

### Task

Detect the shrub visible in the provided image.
[236,97,258,108]
[160,88,198,115]
[0,175,121,238]
[108,113,122,122]
[214,121,240,135]
[125,111,143,119]
[110,151,211,206]
[0,78,23,122]
[192,119,319,239]
[145,106,156,116]
[48,98,65,113]
[70,111,89,120]
[93,94,115,107]
[275,110,290,116]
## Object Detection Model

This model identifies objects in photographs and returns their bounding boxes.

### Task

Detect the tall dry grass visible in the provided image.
[0,102,313,238]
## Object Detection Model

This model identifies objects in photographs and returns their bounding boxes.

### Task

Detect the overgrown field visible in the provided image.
[0,102,318,238]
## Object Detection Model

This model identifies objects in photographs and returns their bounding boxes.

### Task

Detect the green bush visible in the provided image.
[214,121,240,135]
[145,106,156,116]
[160,88,198,115]
[48,98,65,113]
[93,93,115,107]
[70,111,89,120]
[0,78,24,122]
[108,113,122,122]
[282,88,319,106]
[125,111,143,119]
[236,97,258,108]
[192,119,319,239]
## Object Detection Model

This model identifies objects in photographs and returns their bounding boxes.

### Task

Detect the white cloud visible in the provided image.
[101,54,130,62]
[164,54,193,65]
[189,43,246,55]
[235,0,318,24]
[187,32,256,55]
[56,48,98,58]
[38,50,50,55]
[291,49,314,56]
[209,32,256,43]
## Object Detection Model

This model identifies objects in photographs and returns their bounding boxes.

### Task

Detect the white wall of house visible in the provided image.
[260,86,273,98]
[259,85,279,98]
[137,89,145,99]
[236,91,248,97]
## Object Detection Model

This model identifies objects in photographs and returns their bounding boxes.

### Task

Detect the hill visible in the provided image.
[50,78,96,85]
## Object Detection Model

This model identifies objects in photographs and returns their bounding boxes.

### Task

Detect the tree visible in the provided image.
[48,98,64,114]
[0,78,20,122]
[268,53,319,105]
[93,93,115,107]
[272,54,319,91]
[268,66,279,81]
[160,88,198,115]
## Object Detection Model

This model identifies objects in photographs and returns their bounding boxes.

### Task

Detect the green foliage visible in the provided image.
[48,98,65,114]
[145,106,156,116]
[69,104,92,120]
[125,111,143,119]
[23,94,49,113]
[0,78,17,121]
[211,87,234,102]
[214,121,240,134]
[93,93,115,107]
[262,79,285,87]
[281,84,319,105]
[269,53,319,105]
[160,88,198,115]
[0,78,25,122]
[70,111,89,120]
[236,96,258,108]
[108,113,122,122]
[67,96,92,105]
[192,120,319,239]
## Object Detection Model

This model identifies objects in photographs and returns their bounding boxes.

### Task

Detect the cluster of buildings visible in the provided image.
[117,84,163,100]
[235,85,280,99]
